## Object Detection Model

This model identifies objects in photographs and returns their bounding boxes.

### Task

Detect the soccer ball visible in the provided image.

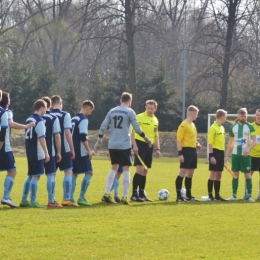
[181,188,186,198]
[137,189,147,197]
[158,189,170,200]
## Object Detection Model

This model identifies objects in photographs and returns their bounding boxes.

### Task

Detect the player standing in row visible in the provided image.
[95,92,151,204]
[175,105,201,202]
[41,97,62,208]
[249,109,260,200]
[225,108,257,202]
[20,99,50,208]
[207,109,227,201]
[130,100,160,202]
[0,92,34,208]
[51,95,76,206]
[71,100,94,206]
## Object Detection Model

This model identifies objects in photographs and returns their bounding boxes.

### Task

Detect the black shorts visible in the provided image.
[57,151,73,171]
[251,157,260,172]
[0,151,16,171]
[44,156,57,175]
[209,149,224,171]
[109,149,132,167]
[73,155,93,174]
[180,147,197,169]
[134,140,153,168]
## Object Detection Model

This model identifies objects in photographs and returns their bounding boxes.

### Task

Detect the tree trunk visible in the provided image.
[220,0,239,109]
[125,0,137,111]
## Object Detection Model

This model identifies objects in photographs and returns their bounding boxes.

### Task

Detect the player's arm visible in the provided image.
[0,112,8,149]
[82,137,92,160]
[208,127,216,164]
[177,124,185,162]
[39,137,50,163]
[225,137,234,163]
[131,132,138,154]
[54,133,62,162]
[9,121,35,129]
[98,113,111,140]
[244,135,257,157]
[64,113,75,160]
[154,135,161,158]
[53,117,61,162]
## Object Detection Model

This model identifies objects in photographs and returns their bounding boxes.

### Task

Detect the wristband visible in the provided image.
[178,150,183,156]
[209,153,214,158]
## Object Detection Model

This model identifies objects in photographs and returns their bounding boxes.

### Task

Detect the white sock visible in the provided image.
[123,171,130,198]
[105,170,117,194]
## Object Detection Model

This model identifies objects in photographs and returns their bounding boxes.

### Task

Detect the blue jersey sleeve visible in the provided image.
[79,119,88,135]
[53,117,61,134]
[1,112,8,128]
[64,113,72,129]
[35,121,46,138]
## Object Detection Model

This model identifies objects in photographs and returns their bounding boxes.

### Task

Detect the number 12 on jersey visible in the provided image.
[113,115,123,129]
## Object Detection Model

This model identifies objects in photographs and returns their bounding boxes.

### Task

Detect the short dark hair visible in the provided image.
[34,99,46,111]
[121,92,132,103]
[51,95,61,105]
[0,92,9,107]
[82,100,95,109]
[42,96,51,109]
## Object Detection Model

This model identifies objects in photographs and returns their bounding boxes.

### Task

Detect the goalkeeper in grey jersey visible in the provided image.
[94,92,151,204]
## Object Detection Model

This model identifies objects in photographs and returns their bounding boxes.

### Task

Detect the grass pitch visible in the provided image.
[0,156,260,259]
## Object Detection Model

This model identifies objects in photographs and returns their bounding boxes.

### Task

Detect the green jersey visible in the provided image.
[229,122,255,155]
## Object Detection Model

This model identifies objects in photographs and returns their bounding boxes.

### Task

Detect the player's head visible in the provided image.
[237,107,247,124]
[0,92,10,108]
[41,96,51,110]
[34,99,47,116]
[187,105,199,121]
[120,92,132,107]
[51,95,62,109]
[255,109,260,124]
[145,100,157,116]
[216,109,227,124]
[81,100,95,116]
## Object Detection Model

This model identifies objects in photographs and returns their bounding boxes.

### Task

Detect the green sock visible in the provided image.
[232,178,239,198]
[246,178,252,197]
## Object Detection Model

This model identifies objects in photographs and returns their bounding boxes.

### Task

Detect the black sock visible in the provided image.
[132,173,140,195]
[185,177,192,198]
[208,179,214,197]
[214,180,221,198]
[175,175,183,197]
[139,176,146,197]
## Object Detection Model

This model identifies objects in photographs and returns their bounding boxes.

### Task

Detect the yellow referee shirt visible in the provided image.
[207,121,225,151]
[133,111,159,144]
[250,122,260,157]
[177,120,197,148]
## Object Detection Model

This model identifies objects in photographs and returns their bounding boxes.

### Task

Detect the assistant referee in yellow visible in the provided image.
[130,100,160,202]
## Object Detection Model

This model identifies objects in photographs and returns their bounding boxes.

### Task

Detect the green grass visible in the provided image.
[0,156,260,259]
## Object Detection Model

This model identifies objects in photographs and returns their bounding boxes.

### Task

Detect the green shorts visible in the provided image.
[231,154,251,173]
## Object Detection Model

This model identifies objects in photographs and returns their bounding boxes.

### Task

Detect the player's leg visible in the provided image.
[139,144,153,202]
[29,160,45,208]
[227,154,240,200]
[20,160,33,207]
[1,152,17,207]
[175,168,187,202]
[78,157,93,206]
[213,149,225,201]
[242,156,254,202]
[60,152,75,206]
[131,140,146,202]
[184,148,198,201]
[208,170,216,201]
[103,149,119,203]
[113,170,122,203]
[71,173,78,204]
